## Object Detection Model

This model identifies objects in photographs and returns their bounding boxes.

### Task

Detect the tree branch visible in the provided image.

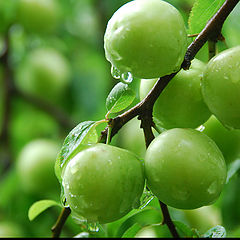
[0,34,14,175]
[13,88,76,132]
[51,207,71,238]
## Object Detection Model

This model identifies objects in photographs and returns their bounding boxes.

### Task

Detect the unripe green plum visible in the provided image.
[145,128,227,209]
[135,224,171,238]
[104,0,188,79]
[201,46,240,129]
[140,59,211,129]
[117,117,146,158]
[15,47,70,103]
[62,143,145,224]
[16,139,60,196]
[182,205,222,234]
[17,0,60,34]
[202,115,240,163]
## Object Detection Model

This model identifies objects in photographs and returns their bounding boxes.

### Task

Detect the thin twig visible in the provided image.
[14,88,76,131]
[51,207,71,238]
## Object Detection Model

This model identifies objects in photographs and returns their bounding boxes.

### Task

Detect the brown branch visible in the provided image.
[13,88,76,132]
[51,207,71,238]
[0,34,14,175]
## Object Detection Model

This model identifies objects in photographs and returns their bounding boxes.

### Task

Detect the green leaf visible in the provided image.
[106,82,135,114]
[226,159,240,183]
[55,120,102,182]
[188,0,225,35]
[173,221,200,238]
[202,225,226,238]
[122,223,142,238]
[28,200,60,221]
[116,208,163,237]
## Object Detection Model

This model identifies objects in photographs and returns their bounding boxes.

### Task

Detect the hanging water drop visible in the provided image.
[111,65,121,79]
[121,72,133,84]
[87,222,100,232]
[139,186,155,209]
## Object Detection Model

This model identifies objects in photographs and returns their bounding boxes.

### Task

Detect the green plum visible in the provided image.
[202,115,240,163]
[182,205,222,234]
[117,117,146,158]
[135,224,171,238]
[201,46,240,129]
[62,143,145,224]
[17,0,60,34]
[104,0,188,79]
[16,139,60,197]
[145,128,227,209]
[140,59,211,129]
[15,47,70,103]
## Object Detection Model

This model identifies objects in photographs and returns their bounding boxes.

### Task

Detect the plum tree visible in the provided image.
[62,143,145,224]
[140,59,211,129]
[104,0,188,79]
[144,128,227,209]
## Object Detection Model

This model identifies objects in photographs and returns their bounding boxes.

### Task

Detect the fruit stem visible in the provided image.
[208,40,217,60]
[51,207,71,238]
[159,201,180,238]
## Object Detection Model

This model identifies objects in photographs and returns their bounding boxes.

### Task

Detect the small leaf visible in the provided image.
[117,208,163,237]
[226,159,240,183]
[188,0,225,35]
[122,223,142,238]
[202,225,226,238]
[55,120,103,182]
[106,82,135,114]
[173,221,199,238]
[28,200,60,221]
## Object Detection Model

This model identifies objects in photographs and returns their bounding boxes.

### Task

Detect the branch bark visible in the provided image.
[0,34,14,175]
[51,207,71,238]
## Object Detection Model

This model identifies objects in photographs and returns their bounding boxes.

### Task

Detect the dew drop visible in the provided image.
[87,222,100,232]
[120,72,133,84]
[196,125,205,132]
[139,187,155,209]
[111,65,121,79]
[172,187,190,201]
[207,180,218,195]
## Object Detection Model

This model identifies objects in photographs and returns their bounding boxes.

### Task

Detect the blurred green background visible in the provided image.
[0,0,240,238]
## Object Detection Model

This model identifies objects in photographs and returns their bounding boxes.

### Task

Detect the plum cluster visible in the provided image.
[61,0,240,225]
